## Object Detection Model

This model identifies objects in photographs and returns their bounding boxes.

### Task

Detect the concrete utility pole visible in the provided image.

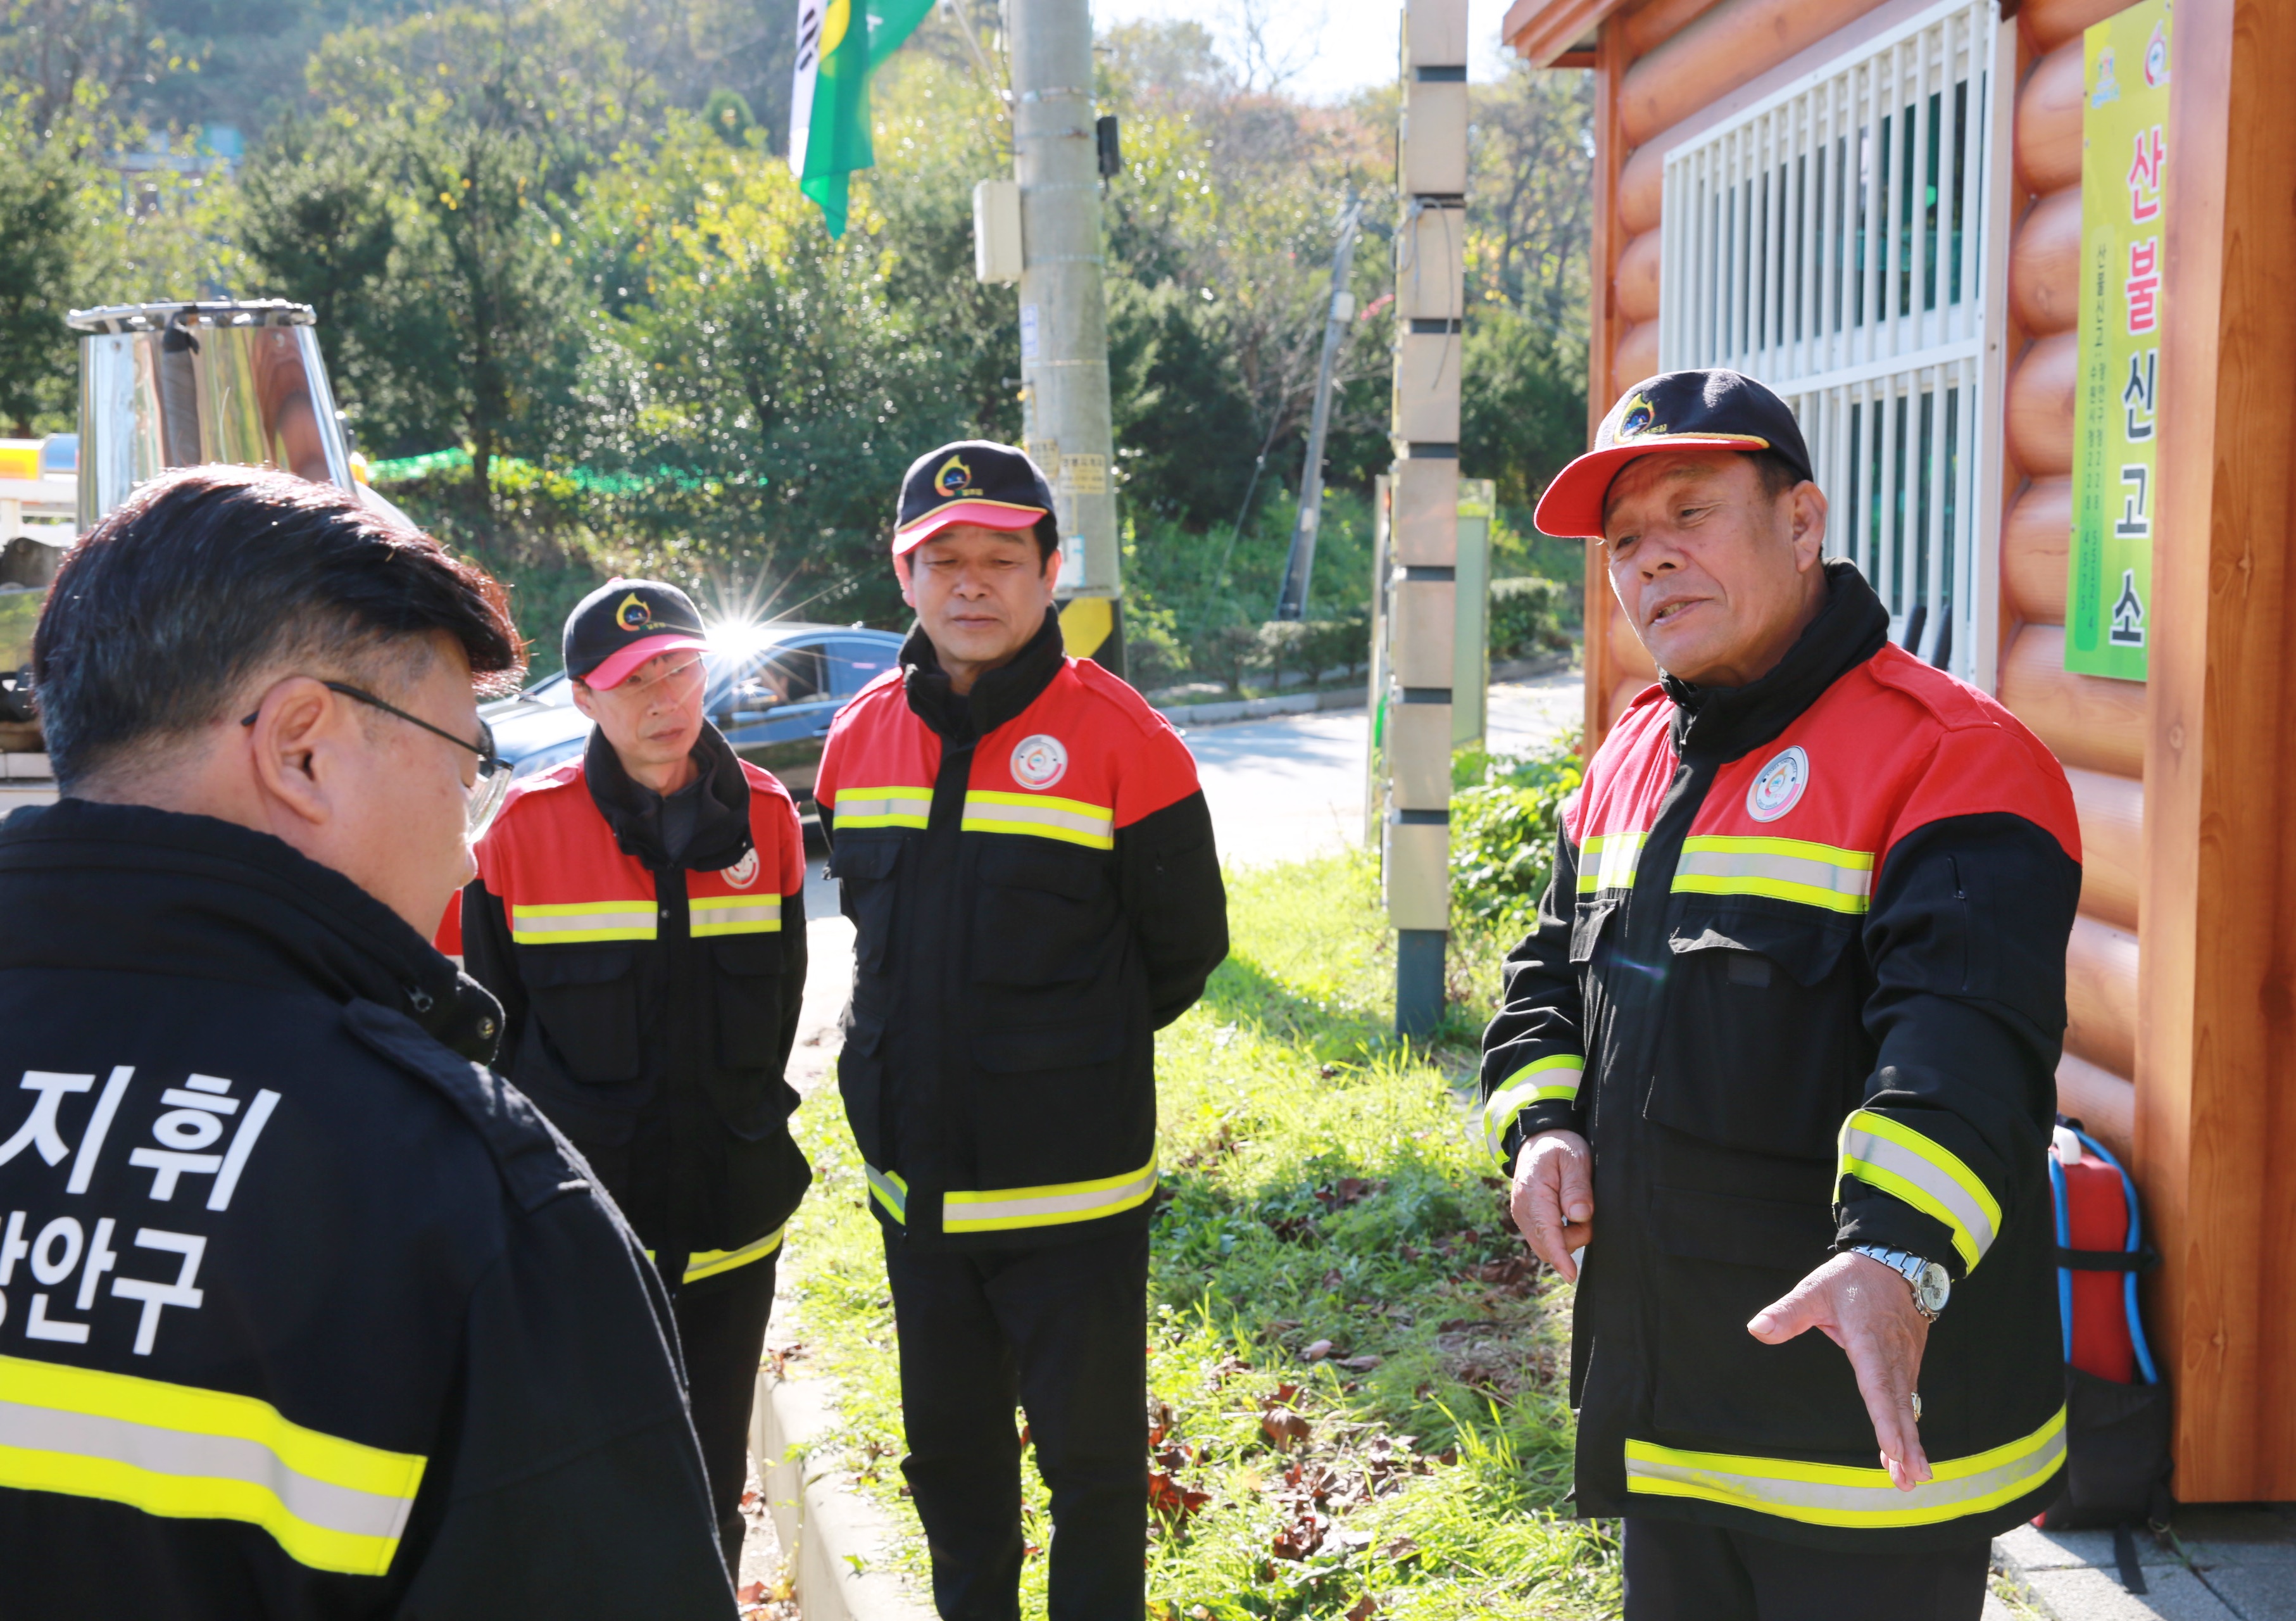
[1005,0,1124,670]
[1274,200,1363,623]
[1378,0,1469,1037]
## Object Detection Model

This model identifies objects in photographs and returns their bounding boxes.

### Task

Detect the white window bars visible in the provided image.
[1658,0,2007,687]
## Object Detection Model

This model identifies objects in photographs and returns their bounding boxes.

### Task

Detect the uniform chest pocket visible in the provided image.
[710,934,786,1070]
[970,839,1115,987]
[827,836,903,973]
[520,946,641,1084]
[1643,904,1870,1162]
[1569,899,1617,965]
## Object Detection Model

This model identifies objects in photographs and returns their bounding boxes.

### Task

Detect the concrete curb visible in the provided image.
[1155,688,1363,727]
[749,1370,935,1621]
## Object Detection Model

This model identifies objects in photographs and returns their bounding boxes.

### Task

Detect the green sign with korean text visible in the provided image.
[2067,0,2171,681]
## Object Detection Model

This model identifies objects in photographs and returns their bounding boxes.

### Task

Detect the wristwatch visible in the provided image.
[1850,1245,1950,1320]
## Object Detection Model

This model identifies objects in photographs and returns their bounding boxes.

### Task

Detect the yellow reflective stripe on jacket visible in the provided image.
[0,1353,425,1575]
[1625,1406,2065,1529]
[960,792,1116,850]
[1481,1054,1586,1164]
[509,899,658,944]
[1672,835,1875,914]
[689,895,783,938]
[1576,830,1647,894]
[942,1156,1158,1234]
[1836,1109,2002,1272]
[865,1163,908,1224]
[831,786,932,832]
[650,1225,786,1284]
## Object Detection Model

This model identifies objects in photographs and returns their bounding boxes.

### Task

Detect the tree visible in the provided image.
[1460,62,1595,507]
[0,101,83,434]
[241,4,651,510]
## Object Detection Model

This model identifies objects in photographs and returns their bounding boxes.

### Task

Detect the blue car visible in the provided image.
[482,621,906,817]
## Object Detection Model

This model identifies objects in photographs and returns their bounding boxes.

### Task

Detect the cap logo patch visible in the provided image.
[724,848,760,890]
[1010,733,1068,790]
[934,454,977,499]
[1746,745,1810,823]
[615,591,653,632]
[1616,393,1662,439]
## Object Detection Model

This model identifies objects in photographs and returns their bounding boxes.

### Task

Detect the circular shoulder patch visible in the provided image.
[1010,733,1069,790]
[723,848,761,890]
[1745,745,1810,823]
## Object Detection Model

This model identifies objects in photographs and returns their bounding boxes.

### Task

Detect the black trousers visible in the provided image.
[663,1250,781,1574]
[882,1225,1150,1621]
[1622,1517,1992,1621]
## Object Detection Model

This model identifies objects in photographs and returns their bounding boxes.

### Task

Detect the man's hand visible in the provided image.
[1509,1129,1593,1283]
[1749,1252,1933,1489]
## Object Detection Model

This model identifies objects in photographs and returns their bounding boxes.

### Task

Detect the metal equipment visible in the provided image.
[67,301,354,531]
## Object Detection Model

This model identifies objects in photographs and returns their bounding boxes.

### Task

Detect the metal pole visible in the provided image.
[1274,201,1363,622]
[1007,0,1123,667]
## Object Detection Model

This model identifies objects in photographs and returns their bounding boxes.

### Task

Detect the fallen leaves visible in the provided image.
[1260,1403,1313,1451]
[1148,1468,1212,1521]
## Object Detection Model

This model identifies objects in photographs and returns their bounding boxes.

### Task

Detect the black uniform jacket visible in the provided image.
[1481,564,2083,1550]
[459,724,812,1277]
[0,798,732,1618]
[813,611,1229,1251]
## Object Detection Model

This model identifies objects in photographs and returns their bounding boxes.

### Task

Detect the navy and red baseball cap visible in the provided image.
[563,578,710,689]
[893,439,1056,556]
[1534,369,1814,539]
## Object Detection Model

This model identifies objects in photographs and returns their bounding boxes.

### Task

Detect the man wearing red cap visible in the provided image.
[814,441,1229,1620]
[1484,371,2080,1617]
[447,579,813,1574]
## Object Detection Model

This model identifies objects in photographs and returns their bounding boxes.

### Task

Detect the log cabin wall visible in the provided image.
[1517,0,2296,1500]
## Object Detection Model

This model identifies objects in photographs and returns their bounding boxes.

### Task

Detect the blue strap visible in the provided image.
[2058,1126,2161,1385]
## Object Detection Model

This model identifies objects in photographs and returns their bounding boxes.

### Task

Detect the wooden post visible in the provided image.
[2136,0,2296,1501]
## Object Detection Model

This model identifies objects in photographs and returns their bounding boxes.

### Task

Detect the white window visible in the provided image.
[1658,0,2011,688]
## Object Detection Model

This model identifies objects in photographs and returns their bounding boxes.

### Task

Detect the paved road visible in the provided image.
[1184,669,1584,869]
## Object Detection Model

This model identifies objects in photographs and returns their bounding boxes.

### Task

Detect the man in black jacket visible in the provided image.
[814,442,1229,1620]
[0,467,734,1618]
[1490,372,2081,1618]
[453,578,812,1570]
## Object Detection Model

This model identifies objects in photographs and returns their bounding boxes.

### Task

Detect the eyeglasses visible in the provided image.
[241,681,514,839]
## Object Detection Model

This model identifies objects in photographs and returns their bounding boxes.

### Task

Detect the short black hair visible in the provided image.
[35,465,525,790]
[1747,449,1807,501]
[1029,512,1060,565]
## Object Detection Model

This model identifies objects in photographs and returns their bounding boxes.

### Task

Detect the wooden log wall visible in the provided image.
[1995,0,2144,1164]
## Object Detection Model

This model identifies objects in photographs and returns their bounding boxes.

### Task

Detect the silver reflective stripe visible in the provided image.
[1673,836,1874,914]
[690,897,782,936]
[508,903,656,943]
[1626,1408,2066,1529]
[961,793,1116,850]
[832,788,931,829]
[942,1159,1158,1233]
[1838,1109,2000,1271]
[1481,1056,1585,1163]
[0,1398,412,1542]
[1577,830,1647,893]
[865,1163,908,1223]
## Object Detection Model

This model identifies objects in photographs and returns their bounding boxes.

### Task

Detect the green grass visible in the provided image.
[774,852,1621,1617]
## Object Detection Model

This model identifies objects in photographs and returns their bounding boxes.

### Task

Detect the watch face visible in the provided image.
[1916,1261,1951,1315]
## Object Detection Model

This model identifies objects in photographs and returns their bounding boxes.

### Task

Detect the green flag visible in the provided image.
[788,0,936,237]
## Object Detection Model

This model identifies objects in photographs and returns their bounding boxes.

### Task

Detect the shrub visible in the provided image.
[1450,733,1583,936]
[1488,576,1576,664]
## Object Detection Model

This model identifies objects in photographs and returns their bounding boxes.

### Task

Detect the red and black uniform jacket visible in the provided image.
[451,726,811,1283]
[814,609,1227,1251]
[1481,562,2082,1550]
